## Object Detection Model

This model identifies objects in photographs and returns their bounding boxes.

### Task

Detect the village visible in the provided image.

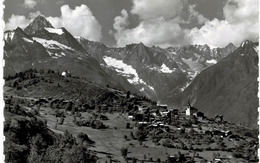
[28,94,258,162]
[3,70,258,163]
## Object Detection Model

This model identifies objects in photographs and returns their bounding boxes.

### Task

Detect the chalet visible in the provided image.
[185,103,198,116]
[157,103,168,110]
[214,158,222,163]
[35,98,48,105]
[160,110,170,117]
[138,121,148,126]
[138,106,148,113]
[151,112,157,117]
[224,131,232,137]
[127,115,134,120]
[193,111,204,120]
[149,124,159,129]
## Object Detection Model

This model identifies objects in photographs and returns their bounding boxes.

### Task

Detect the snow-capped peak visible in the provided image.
[24,15,54,35]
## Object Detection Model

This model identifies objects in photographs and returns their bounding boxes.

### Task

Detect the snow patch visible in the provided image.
[45,28,64,35]
[4,31,15,42]
[103,56,155,91]
[161,63,175,73]
[33,37,74,51]
[23,37,33,43]
[103,56,141,84]
[206,59,217,64]
[148,85,155,91]
[254,46,259,53]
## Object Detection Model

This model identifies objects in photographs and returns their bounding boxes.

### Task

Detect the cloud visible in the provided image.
[23,0,37,9]
[223,0,258,23]
[131,0,187,20]
[190,0,259,47]
[28,11,42,19]
[47,4,102,41]
[113,0,258,48]
[114,16,191,47]
[5,14,31,30]
[113,9,129,32]
[188,5,209,25]
[113,0,191,47]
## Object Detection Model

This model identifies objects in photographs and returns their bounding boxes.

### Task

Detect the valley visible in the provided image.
[3,13,259,163]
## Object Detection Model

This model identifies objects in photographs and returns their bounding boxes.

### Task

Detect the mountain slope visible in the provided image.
[172,40,258,128]
[4,16,124,90]
[78,37,237,103]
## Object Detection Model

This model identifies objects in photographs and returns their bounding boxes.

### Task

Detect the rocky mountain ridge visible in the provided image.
[172,40,258,128]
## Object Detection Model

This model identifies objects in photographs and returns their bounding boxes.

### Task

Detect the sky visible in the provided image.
[3,0,259,48]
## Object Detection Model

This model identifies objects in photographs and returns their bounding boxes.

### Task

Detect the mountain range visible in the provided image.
[4,15,258,128]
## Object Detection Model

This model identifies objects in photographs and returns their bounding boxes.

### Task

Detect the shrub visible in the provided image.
[126,123,130,129]
[120,147,128,158]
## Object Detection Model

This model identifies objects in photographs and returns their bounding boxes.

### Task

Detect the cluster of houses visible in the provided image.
[127,103,203,128]
[125,102,232,138]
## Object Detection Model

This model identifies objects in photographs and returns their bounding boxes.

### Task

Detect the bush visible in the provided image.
[120,147,128,158]
[91,120,105,129]
[162,139,174,148]
[32,108,40,116]
[126,123,130,129]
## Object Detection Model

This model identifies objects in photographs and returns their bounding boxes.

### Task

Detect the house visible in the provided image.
[185,103,198,116]
[157,103,168,110]
[127,115,134,120]
[224,131,232,137]
[148,124,159,129]
[138,121,148,126]
[193,111,204,120]
[138,106,148,113]
[214,158,222,163]
[160,110,170,117]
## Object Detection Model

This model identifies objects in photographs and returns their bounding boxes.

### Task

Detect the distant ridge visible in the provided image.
[171,40,258,128]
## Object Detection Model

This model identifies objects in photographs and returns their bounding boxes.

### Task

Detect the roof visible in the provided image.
[157,104,168,107]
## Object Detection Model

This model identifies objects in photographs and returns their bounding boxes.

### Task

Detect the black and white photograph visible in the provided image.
[2,0,259,162]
